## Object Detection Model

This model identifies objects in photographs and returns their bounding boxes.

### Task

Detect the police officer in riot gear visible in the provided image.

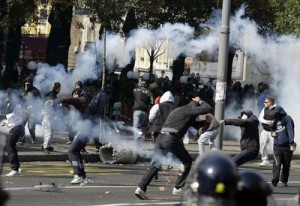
[235,170,273,206]
[182,151,238,206]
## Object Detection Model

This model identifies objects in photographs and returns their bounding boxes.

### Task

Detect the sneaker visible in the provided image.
[70,175,83,184]
[183,136,189,144]
[6,168,21,177]
[80,148,88,154]
[83,177,88,184]
[31,138,36,144]
[66,141,72,145]
[172,187,184,196]
[18,141,25,145]
[282,182,288,187]
[135,187,148,200]
[259,161,270,166]
[80,178,89,186]
[271,179,278,187]
[41,146,54,151]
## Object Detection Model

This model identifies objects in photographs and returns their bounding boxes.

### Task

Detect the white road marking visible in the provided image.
[89,203,181,206]
[4,185,136,191]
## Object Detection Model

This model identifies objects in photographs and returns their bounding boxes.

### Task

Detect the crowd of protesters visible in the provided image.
[0,71,296,197]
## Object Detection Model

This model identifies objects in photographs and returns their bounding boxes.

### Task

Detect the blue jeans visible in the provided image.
[133,110,148,139]
[68,135,88,178]
[197,127,219,155]
[133,110,148,129]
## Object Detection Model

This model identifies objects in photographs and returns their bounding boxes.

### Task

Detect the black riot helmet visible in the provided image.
[195,151,238,199]
[235,171,272,206]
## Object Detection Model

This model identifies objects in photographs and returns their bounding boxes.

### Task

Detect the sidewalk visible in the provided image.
[2,131,300,163]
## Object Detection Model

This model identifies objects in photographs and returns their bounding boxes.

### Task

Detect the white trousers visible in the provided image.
[260,130,273,161]
[42,112,53,148]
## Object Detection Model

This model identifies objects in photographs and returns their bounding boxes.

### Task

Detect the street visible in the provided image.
[1,159,300,206]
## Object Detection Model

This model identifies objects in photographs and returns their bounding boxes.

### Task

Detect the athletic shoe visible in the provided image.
[259,161,270,166]
[18,141,25,145]
[135,187,148,200]
[172,187,184,195]
[282,182,288,187]
[271,179,278,187]
[70,175,83,184]
[41,146,54,151]
[80,178,88,186]
[41,146,54,154]
[80,148,88,154]
[6,168,21,177]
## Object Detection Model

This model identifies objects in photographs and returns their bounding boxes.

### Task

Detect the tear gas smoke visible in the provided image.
[0,5,299,157]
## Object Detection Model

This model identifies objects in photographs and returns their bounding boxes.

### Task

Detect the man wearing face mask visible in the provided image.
[220,109,260,166]
[18,77,42,145]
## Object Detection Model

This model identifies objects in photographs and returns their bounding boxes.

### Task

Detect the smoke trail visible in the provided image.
[1,5,299,155]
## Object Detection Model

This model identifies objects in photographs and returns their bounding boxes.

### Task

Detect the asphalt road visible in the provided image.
[1,159,300,206]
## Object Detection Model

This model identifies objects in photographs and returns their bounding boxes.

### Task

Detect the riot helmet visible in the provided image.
[195,151,238,199]
[235,170,272,206]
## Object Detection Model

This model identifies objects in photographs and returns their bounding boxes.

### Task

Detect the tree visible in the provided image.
[121,8,137,76]
[82,0,128,33]
[163,0,216,30]
[0,0,6,81]
[230,0,276,35]
[270,0,300,36]
[122,8,137,38]
[0,0,37,88]
[131,0,217,74]
[46,1,74,69]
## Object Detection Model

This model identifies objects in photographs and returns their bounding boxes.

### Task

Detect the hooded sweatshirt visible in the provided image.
[272,106,295,150]
[223,109,260,152]
[148,91,176,133]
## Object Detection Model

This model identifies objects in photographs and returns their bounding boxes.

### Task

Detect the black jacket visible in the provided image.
[224,115,259,153]
[161,101,212,138]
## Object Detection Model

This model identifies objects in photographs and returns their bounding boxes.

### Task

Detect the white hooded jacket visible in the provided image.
[148,91,174,123]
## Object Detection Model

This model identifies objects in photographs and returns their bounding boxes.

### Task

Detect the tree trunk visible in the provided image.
[149,49,155,74]
[172,54,185,84]
[0,31,4,80]
[46,3,73,70]
[2,25,22,88]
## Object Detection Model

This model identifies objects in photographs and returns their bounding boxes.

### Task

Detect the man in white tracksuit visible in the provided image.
[258,97,276,166]
[41,82,61,153]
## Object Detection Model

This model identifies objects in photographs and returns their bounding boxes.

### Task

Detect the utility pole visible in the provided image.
[101,26,106,90]
[214,0,231,150]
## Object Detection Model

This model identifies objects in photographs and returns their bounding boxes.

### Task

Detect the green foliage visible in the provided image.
[122,8,137,37]
[0,0,38,31]
[231,0,277,35]
[81,0,128,32]
[270,0,300,36]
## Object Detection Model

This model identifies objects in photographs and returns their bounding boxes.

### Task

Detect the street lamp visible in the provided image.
[36,62,44,70]
[214,0,231,150]
[101,26,106,90]
[27,61,37,76]
[27,61,37,71]
[19,42,26,69]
